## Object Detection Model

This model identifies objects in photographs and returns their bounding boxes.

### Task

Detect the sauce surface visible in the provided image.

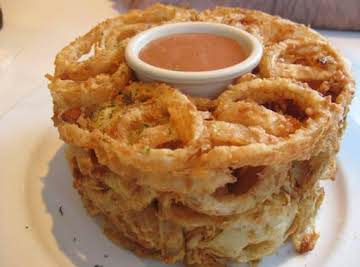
[139,33,247,72]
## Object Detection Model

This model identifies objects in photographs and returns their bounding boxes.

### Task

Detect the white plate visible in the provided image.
[0,88,359,267]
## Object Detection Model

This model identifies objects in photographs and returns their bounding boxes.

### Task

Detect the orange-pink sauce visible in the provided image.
[139,33,247,71]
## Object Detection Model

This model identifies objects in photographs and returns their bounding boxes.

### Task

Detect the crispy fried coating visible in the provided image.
[48,4,354,267]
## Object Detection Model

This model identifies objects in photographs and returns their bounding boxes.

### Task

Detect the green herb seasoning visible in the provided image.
[144,147,151,154]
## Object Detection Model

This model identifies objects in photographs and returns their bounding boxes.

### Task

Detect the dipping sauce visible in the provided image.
[139,33,247,72]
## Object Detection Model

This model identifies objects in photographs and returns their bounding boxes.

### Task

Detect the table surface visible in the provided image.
[0,0,359,119]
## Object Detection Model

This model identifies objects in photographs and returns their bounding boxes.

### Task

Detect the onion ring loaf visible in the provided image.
[48,4,354,267]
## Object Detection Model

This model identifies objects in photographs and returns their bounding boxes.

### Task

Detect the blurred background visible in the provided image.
[123,0,360,30]
[3,0,359,31]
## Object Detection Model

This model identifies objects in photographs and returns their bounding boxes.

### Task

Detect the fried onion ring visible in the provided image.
[198,7,318,46]
[201,78,333,168]
[259,38,355,107]
[182,164,290,216]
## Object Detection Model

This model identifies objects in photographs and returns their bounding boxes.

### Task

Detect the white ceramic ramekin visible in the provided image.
[125,22,263,98]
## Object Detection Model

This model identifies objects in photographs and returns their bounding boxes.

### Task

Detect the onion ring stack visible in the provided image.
[48,4,354,267]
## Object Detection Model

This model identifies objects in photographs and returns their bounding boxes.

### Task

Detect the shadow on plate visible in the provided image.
[41,145,179,267]
[40,145,347,267]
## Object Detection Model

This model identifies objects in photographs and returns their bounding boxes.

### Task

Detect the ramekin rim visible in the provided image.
[125,22,263,83]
